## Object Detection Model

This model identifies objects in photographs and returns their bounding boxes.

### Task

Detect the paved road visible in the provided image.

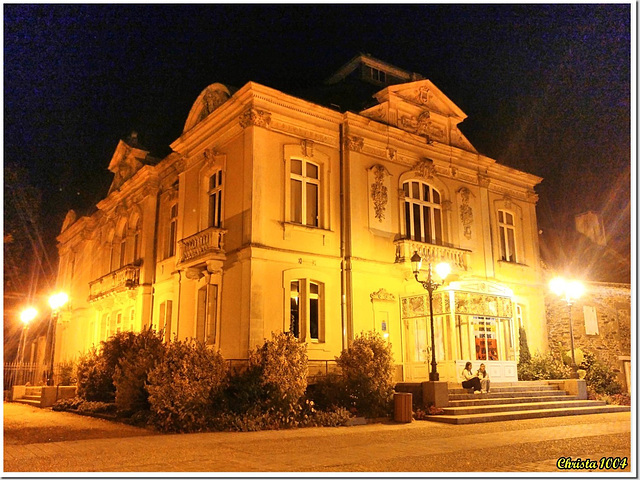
[3,402,633,474]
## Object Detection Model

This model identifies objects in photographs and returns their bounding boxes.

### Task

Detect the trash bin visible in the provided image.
[394,392,412,423]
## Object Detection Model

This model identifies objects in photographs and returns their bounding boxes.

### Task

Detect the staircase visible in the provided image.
[14,386,43,407]
[426,381,630,424]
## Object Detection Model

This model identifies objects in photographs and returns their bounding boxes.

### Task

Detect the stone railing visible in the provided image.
[178,227,226,264]
[88,264,140,302]
[394,239,469,270]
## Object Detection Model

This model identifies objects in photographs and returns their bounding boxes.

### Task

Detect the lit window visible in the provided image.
[208,171,223,228]
[116,312,122,334]
[133,221,140,262]
[290,159,319,227]
[498,210,517,262]
[289,279,323,342]
[129,309,135,332]
[119,236,127,268]
[403,181,443,244]
[166,203,178,258]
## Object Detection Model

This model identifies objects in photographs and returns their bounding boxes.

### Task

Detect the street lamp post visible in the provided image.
[46,293,69,386]
[17,307,37,385]
[411,251,451,382]
[549,277,584,379]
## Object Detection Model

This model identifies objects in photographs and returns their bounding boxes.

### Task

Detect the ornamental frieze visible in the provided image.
[413,158,436,179]
[300,139,314,158]
[239,108,271,129]
[370,165,388,222]
[370,288,396,302]
[458,187,474,239]
[269,119,337,147]
[345,135,364,152]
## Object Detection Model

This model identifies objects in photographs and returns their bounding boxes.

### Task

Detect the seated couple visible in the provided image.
[461,361,490,394]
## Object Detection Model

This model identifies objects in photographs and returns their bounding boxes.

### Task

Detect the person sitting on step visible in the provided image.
[461,361,482,394]
[477,363,490,393]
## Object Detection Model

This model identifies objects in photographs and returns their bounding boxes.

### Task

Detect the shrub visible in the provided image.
[76,401,117,415]
[517,327,531,366]
[52,396,83,411]
[305,374,348,411]
[336,331,394,418]
[113,329,165,415]
[582,351,622,395]
[224,367,265,415]
[58,362,76,386]
[76,348,114,402]
[147,339,228,432]
[247,331,308,414]
[518,352,573,381]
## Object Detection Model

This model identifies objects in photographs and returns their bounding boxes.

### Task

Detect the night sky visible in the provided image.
[4,4,632,272]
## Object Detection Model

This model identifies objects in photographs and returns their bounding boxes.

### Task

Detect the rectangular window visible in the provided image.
[206,285,218,345]
[129,309,135,331]
[119,237,127,268]
[159,301,173,342]
[290,159,320,227]
[116,313,122,333]
[290,281,300,338]
[289,279,323,342]
[309,282,319,340]
[498,210,517,262]
[208,171,223,228]
[473,317,498,361]
[167,203,178,258]
[196,287,207,342]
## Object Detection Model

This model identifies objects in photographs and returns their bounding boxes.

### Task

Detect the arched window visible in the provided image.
[403,180,443,244]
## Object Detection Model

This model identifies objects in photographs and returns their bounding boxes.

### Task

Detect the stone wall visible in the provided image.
[545,282,631,390]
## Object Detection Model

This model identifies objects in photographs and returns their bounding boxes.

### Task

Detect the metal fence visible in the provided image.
[3,362,69,390]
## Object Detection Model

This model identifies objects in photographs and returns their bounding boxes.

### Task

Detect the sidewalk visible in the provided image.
[3,402,633,474]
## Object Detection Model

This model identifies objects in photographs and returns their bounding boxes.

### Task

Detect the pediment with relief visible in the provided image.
[107,134,149,194]
[360,80,477,153]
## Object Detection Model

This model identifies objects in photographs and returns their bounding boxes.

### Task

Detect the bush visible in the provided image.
[336,331,394,417]
[76,348,114,402]
[52,396,83,411]
[305,374,348,411]
[76,401,117,415]
[518,352,573,381]
[113,328,165,415]
[247,331,308,414]
[58,362,76,386]
[517,327,531,366]
[582,351,622,395]
[147,339,228,432]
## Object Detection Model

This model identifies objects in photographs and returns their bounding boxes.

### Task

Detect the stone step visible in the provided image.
[449,394,579,407]
[425,405,631,424]
[448,385,560,394]
[443,400,605,415]
[25,387,42,395]
[21,395,42,401]
[448,390,567,400]
[14,399,41,407]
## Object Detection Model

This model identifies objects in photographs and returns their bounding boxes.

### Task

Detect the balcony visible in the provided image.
[178,227,226,265]
[88,264,141,302]
[395,238,469,270]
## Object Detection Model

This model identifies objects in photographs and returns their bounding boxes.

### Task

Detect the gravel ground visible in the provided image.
[3,402,633,473]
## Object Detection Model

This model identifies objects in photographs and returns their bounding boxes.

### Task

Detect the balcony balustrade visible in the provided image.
[395,238,469,270]
[178,227,226,265]
[88,264,141,302]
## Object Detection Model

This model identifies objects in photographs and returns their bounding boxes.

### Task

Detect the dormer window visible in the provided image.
[371,67,386,83]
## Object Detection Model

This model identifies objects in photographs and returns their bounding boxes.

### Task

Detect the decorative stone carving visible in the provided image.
[458,187,474,239]
[200,89,229,119]
[345,136,364,152]
[239,108,271,129]
[173,158,187,174]
[414,158,436,179]
[441,199,452,211]
[398,188,406,200]
[370,165,388,222]
[478,174,491,188]
[417,86,432,105]
[370,288,396,302]
[503,194,513,209]
[185,267,205,280]
[203,148,221,164]
[386,147,397,162]
[300,139,314,158]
